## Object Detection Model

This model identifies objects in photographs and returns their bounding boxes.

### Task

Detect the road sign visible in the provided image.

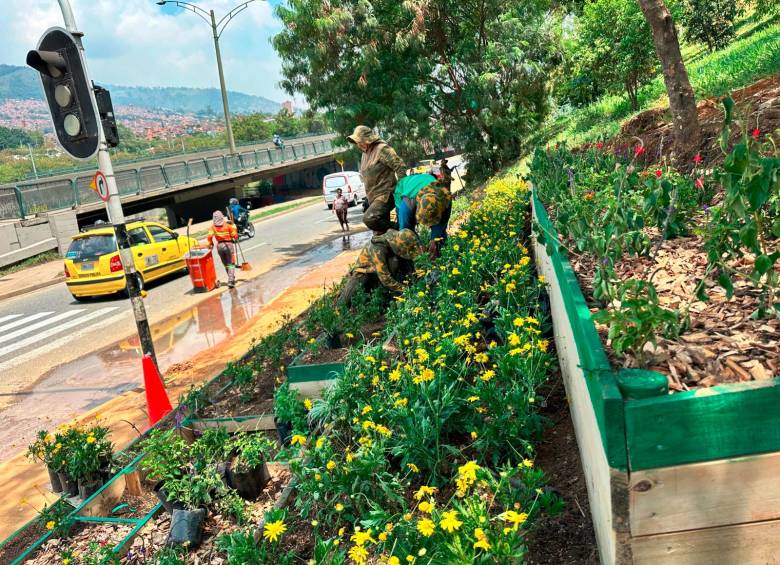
[93,171,109,202]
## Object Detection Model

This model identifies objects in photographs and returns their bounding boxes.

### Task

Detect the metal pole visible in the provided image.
[211,10,237,155]
[57,0,158,368]
[28,144,39,179]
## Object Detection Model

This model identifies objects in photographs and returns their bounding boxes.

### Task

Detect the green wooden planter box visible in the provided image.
[286,350,344,398]
[532,191,780,565]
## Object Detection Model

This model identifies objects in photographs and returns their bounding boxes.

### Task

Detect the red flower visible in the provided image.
[693,152,702,164]
[695,178,704,190]
[655,169,662,178]
[596,142,604,150]
[634,145,646,156]
[751,129,760,139]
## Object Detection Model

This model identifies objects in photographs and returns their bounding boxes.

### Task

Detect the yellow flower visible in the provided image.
[474,352,488,363]
[467,396,480,402]
[523,458,534,468]
[326,460,336,471]
[451,267,461,275]
[345,332,354,339]
[407,463,419,473]
[403,513,413,522]
[304,398,313,411]
[470,431,478,440]
[86,435,96,444]
[291,435,307,446]
[413,368,434,384]
[538,275,545,284]
[379,531,388,542]
[388,557,400,565]
[499,510,529,527]
[316,437,326,449]
[394,398,408,408]
[335,503,345,512]
[440,510,463,533]
[458,460,480,480]
[418,500,434,514]
[346,452,355,463]
[308,337,317,344]
[416,518,436,537]
[63,559,71,565]
[508,332,521,346]
[473,528,491,550]
[315,473,322,481]
[351,529,377,546]
[389,369,401,381]
[348,544,369,564]
[365,355,377,363]
[45,520,55,530]
[263,519,287,543]
[414,485,438,500]
[415,348,429,362]
[362,405,373,415]
[513,317,524,327]
[480,370,495,382]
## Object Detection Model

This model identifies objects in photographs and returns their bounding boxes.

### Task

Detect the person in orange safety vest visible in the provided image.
[207,210,238,288]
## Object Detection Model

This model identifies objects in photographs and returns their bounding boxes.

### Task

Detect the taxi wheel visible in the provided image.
[70,293,89,302]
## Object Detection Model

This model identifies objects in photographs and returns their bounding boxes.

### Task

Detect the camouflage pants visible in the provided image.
[363,192,396,233]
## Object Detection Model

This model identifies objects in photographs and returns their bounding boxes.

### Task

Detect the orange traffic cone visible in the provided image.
[142,354,172,426]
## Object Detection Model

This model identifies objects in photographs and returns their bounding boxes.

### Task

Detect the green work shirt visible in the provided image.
[394,174,437,210]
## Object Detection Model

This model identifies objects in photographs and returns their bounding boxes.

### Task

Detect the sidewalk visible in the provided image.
[0,244,360,540]
[0,196,322,302]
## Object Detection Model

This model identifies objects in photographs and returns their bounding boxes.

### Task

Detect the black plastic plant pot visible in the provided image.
[154,481,185,514]
[274,418,292,447]
[325,333,342,349]
[226,459,271,500]
[47,466,63,493]
[168,508,207,548]
[58,471,78,496]
[78,477,102,500]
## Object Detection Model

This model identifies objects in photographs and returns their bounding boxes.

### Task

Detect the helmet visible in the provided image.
[229,197,239,206]
[415,185,451,227]
[373,229,421,260]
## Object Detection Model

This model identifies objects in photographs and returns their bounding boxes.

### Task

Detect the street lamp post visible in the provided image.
[157,0,263,155]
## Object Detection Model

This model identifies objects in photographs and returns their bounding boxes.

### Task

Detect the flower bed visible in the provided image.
[530,115,780,563]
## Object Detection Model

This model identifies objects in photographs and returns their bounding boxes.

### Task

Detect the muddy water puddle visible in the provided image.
[0,231,370,462]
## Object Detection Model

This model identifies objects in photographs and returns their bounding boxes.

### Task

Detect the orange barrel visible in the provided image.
[184,247,218,292]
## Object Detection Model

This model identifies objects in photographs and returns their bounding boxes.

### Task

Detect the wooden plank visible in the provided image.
[625,379,780,470]
[533,227,631,565]
[632,518,780,565]
[630,451,780,537]
[188,414,276,433]
[124,470,143,497]
[78,474,126,518]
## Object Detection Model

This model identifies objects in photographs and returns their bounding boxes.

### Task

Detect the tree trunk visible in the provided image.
[637,0,700,161]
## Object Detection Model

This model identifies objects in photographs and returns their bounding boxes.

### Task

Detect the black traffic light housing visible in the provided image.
[94,85,119,148]
[27,27,100,160]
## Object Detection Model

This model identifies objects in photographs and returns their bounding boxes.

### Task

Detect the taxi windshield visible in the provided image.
[66,234,117,261]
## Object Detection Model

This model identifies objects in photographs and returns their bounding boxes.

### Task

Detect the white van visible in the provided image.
[322,171,366,209]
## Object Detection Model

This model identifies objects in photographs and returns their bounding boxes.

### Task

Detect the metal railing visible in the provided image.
[8,138,336,219]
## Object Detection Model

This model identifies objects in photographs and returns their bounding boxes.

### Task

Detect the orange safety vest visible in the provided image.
[207,222,237,246]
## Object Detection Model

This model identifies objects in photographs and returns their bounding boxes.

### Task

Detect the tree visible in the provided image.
[637,0,700,160]
[576,0,658,110]
[273,108,303,137]
[232,113,274,143]
[0,126,39,150]
[272,0,558,181]
[301,109,329,133]
[679,0,740,52]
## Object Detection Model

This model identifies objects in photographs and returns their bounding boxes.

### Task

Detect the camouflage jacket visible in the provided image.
[360,141,407,202]
[353,243,404,293]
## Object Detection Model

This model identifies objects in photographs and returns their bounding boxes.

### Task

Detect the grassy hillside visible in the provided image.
[544,13,780,147]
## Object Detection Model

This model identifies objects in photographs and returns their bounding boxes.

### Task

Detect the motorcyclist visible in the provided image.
[228,197,247,224]
[273,134,284,149]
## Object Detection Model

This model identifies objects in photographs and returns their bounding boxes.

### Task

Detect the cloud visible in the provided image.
[0,0,290,103]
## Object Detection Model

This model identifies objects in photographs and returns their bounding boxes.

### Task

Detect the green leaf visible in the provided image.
[755,254,773,275]
[772,219,780,238]
[695,280,709,302]
[718,272,734,299]
[739,221,758,251]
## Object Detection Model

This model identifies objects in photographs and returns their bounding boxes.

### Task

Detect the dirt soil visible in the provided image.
[296,346,348,365]
[572,230,779,390]
[611,73,780,167]
[526,377,598,564]
[0,520,47,564]
[112,489,160,521]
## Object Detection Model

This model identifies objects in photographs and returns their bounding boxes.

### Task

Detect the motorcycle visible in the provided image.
[234,205,255,240]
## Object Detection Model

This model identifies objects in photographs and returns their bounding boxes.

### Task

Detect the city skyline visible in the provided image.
[0,0,296,105]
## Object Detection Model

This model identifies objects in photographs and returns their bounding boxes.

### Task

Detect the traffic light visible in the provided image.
[94,85,119,148]
[27,27,99,160]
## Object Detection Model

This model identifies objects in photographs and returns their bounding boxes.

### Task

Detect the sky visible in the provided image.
[0,0,294,103]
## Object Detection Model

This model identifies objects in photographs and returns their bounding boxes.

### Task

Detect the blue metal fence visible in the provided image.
[11,139,336,218]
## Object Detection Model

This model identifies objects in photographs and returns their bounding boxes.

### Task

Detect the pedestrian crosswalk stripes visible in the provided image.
[0,312,53,334]
[0,314,22,325]
[0,307,121,360]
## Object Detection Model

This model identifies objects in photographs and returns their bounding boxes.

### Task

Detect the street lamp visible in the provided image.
[156,0,263,154]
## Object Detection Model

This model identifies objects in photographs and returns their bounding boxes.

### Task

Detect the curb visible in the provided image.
[0,274,65,302]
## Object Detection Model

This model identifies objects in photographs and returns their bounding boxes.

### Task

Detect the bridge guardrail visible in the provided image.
[11,139,337,218]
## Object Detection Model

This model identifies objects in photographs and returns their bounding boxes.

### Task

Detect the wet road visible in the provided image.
[0,201,367,451]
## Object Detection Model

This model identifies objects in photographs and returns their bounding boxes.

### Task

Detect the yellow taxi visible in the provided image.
[64,220,198,300]
[414,159,436,174]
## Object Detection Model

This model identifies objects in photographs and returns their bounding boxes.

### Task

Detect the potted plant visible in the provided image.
[273,382,306,446]
[65,425,113,499]
[138,429,190,513]
[225,433,274,500]
[26,430,65,493]
[164,465,226,547]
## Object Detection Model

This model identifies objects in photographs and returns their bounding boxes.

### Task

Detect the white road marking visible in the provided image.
[0,310,86,345]
[242,242,270,252]
[0,314,22,325]
[0,312,53,334]
[0,307,122,360]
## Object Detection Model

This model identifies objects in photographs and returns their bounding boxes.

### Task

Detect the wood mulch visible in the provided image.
[572,228,779,391]
[27,522,134,565]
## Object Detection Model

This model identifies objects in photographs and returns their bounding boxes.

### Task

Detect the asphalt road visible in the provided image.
[0,199,366,405]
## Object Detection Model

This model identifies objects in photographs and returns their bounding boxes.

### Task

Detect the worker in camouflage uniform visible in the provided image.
[351,229,422,293]
[394,165,453,259]
[347,125,407,234]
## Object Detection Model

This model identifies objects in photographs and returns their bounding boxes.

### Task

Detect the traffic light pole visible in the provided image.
[57,0,159,368]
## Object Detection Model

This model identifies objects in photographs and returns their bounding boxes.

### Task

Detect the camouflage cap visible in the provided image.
[372,229,422,260]
[415,185,452,227]
[347,125,379,145]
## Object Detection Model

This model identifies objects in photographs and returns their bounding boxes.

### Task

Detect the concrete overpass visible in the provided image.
[0,133,342,226]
